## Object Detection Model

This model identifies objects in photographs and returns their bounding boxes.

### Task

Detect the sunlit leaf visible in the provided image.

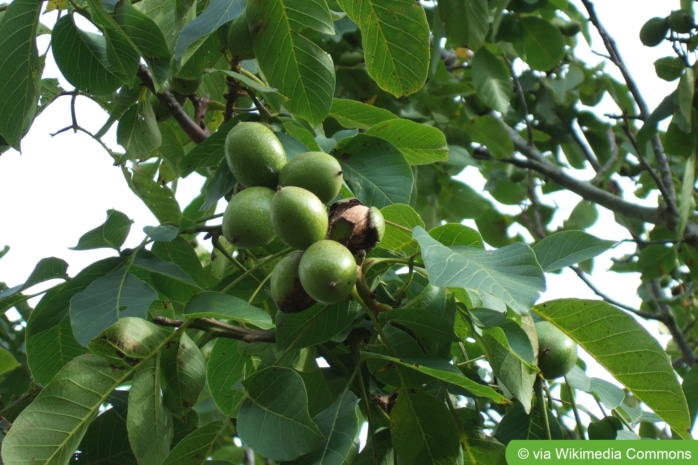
[329,98,397,129]
[365,119,448,165]
[184,291,273,329]
[414,227,545,314]
[71,209,133,251]
[534,299,692,439]
[532,230,616,272]
[0,0,42,149]
[336,0,429,96]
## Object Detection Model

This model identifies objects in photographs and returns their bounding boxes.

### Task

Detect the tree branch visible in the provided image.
[504,125,660,225]
[137,65,209,143]
[581,0,679,229]
[153,317,276,343]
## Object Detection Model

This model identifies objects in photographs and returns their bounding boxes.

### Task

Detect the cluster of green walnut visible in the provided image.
[640,10,694,47]
[222,122,385,313]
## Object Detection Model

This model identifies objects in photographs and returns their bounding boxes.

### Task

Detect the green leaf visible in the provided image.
[128,358,173,465]
[471,47,512,114]
[336,133,413,208]
[276,301,363,350]
[163,421,225,465]
[329,98,398,129]
[462,115,514,159]
[179,118,235,176]
[0,347,20,376]
[174,0,245,62]
[0,0,42,149]
[390,389,460,465]
[336,0,430,97]
[414,227,545,314]
[134,249,200,287]
[654,56,685,81]
[0,257,69,300]
[74,397,135,464]
[1,355,132,465]
[184,291,273,329]
[464,0,490,50]
[111,0,172,88]
[51,14,123,96]
[520,16,566,71]
[361,352,508,404]
[533,299,692,439]
[429,223,484,249]
[117,100,162,159]
[532,230,616,272]
[379,308,456,343]
[679,153,697,239]
[285,390,361,465]
[237,366,324,461]
[128,170,182,226]
[207,339,253,416]
[88,317,172,367]
[365,119,448,165]
[70,270,158,346]
[161,331,206,418]
[247,0,335,125]
[376,204,425,256]
[71,209,133,251]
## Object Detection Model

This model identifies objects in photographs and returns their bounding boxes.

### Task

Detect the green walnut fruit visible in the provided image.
[225,122,287,189]
[270,251,316,313]
[535,321,578,379]
[279,151,344,203]
[221,186,276,249]
[270,186,328,250]
[640,17,669,47]
[667,10,694,34]
[147,93,171,122]
[299,240,357,304]
[169,76,203,96]
[226,10,255,60]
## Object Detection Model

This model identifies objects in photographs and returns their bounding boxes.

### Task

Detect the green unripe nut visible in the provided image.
[535,321,578,379]
[270,186,329,250]
[279,151,344,203]
[226,9,255,60]
[147,93,171,122]
[270,251,316,313]
[221,186,276,249]
[224,122,287,189]
[640,17,669,47]
[299,240,357,304]
[667,10,694,34]
[169,76,203,96]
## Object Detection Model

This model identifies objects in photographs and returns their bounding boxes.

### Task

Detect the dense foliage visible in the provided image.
[1,0,697,463]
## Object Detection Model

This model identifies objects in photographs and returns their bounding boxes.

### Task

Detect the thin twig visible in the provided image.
[153,316,276,343]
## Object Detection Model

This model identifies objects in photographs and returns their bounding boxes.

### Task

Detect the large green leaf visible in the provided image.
[161,331,206,418]
[286,390,361,465]
[174,0,245,62]
[128,359,173,465]
[414,227,545,314]
[127,170,182,226]
[390,389,460,465]
[462,114,514,159]
[51,14,123,96]
[336,0,429,97]
[163,421,225,464]
[1,355,132,465]
[237,366,324,461]
[362,352,508,404]
[87,317,173,366]
[520,16,565,71]
[184,291,273,329]
[0,0,42,149]
[0,257,68,301]
[532,230,616,272]
[533,299,692,439]
[74,397,136,464]
[71,209,133,251]
[207,338,253,416]
[365,119,448,165]
[117,100,162,159]
[329,98,397,129]
[376,204,424,256]
[336,134,413,208]
[70,269,158,346]
[247,0,335,125]
[471,47,512,114]
[276,301,363,350]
